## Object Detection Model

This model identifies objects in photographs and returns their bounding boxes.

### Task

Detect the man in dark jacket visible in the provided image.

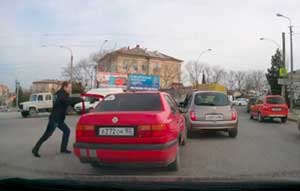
[32,81,73,157]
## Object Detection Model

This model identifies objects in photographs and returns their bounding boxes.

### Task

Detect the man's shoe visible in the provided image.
[32,149,41,158]
[61,149,72,154]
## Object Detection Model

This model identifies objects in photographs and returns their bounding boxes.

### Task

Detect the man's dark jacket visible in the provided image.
[49,89,71,122]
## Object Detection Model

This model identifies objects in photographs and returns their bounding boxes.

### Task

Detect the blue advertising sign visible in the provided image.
[128,74,160,90]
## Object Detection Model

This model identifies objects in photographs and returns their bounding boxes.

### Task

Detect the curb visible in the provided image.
[287,117,297,122]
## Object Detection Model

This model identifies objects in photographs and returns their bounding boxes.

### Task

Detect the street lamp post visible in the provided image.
[59,46,74,84]
[196,48,212,63]
[277,13,294,110]
[259,37,281,49]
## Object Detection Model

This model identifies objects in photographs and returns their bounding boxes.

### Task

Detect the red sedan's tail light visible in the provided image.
[231,111,237,121]
[262,105,269,111]
[190,111,196,121]
[138,124,167,137]
[76,124,94,137]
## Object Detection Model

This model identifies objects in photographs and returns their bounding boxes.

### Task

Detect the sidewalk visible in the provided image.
[288,109,300,122]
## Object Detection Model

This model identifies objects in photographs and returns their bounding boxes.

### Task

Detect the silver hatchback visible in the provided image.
[182,91,238,138]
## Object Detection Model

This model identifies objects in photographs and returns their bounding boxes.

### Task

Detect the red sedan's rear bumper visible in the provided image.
[73,140,178,167]
[260,110,288,118]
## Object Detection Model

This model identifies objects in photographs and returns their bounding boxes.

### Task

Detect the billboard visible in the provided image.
[128,74,160,90]
[97,72,128,88]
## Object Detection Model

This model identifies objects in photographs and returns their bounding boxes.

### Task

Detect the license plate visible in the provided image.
[272,108,282,111]
[98,127,134,136]
[205,115,223,121]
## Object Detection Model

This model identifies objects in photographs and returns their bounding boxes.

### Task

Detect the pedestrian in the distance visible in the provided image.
[32,81,72,157]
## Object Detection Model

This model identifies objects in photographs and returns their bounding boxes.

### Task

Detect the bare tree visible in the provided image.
[77,59,95,89]
[226,70,236,90]
[160,63,181,88]
[211,65,226,83]
[235,71,246,91]
[61,58,95,89]
[251,70,266,92]
[244,72,255,90]
[185,61,203,87]
[203,64,212,83]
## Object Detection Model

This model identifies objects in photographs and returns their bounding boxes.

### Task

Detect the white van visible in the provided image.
[74,88,123,114]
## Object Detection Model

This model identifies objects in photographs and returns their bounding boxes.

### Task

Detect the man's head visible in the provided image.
[61,81,72,94]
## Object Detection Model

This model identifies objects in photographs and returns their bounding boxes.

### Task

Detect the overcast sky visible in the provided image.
[0,0,299,90]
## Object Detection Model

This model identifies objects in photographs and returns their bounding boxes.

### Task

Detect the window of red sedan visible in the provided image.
[266,97,285,104]
[95,93,163,112]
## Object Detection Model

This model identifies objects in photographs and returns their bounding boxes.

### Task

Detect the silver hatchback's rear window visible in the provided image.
[194,92,229,106]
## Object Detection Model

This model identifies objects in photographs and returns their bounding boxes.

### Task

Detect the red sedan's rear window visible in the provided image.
[95,93,162,112]
[266,97,284,104]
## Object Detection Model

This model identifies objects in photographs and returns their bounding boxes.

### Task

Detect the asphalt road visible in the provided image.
[0,108,300,180]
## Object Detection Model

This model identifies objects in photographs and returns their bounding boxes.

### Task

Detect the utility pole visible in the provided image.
[281,32,286,98]
[59,45,73,94]
[70,54,73,84]
[15,80,20,108]
[289,25,294,110]
[276,13,294,110]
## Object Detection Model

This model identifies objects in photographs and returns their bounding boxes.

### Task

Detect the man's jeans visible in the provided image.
[33,118,70,152]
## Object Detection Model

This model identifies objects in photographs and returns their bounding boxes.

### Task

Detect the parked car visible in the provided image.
[73,91,187,171]
[0,105,9,112]
[232,98,248,106]
[250,95,288,123]
[181,91,238,138]
[246,97,257,113]
[19,92,53,117]
[74,88,123,114]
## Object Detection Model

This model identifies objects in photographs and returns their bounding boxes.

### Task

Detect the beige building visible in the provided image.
[96,45,183,88]
[0,84,9,105]
[31,79,62,93]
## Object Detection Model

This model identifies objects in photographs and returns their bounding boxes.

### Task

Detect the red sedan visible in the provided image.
[73,92,187,170]
[250,95,288,123]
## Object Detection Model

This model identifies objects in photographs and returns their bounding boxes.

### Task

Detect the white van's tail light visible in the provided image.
[190,111,196,121]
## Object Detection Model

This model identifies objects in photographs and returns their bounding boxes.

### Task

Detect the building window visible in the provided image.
[131,59,139,72]
[153,63,161,73]
[133,64,138,72]
[123,60,129,70]
[142,63,147,72]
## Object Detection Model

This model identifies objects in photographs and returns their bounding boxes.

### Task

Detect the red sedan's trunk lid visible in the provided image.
[264,104,288,112]
[76,111,174,144]
[80,111,164,126]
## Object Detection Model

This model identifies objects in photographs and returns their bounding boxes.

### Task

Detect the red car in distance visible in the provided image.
[73,92,187,170]
[250,95,288,123]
